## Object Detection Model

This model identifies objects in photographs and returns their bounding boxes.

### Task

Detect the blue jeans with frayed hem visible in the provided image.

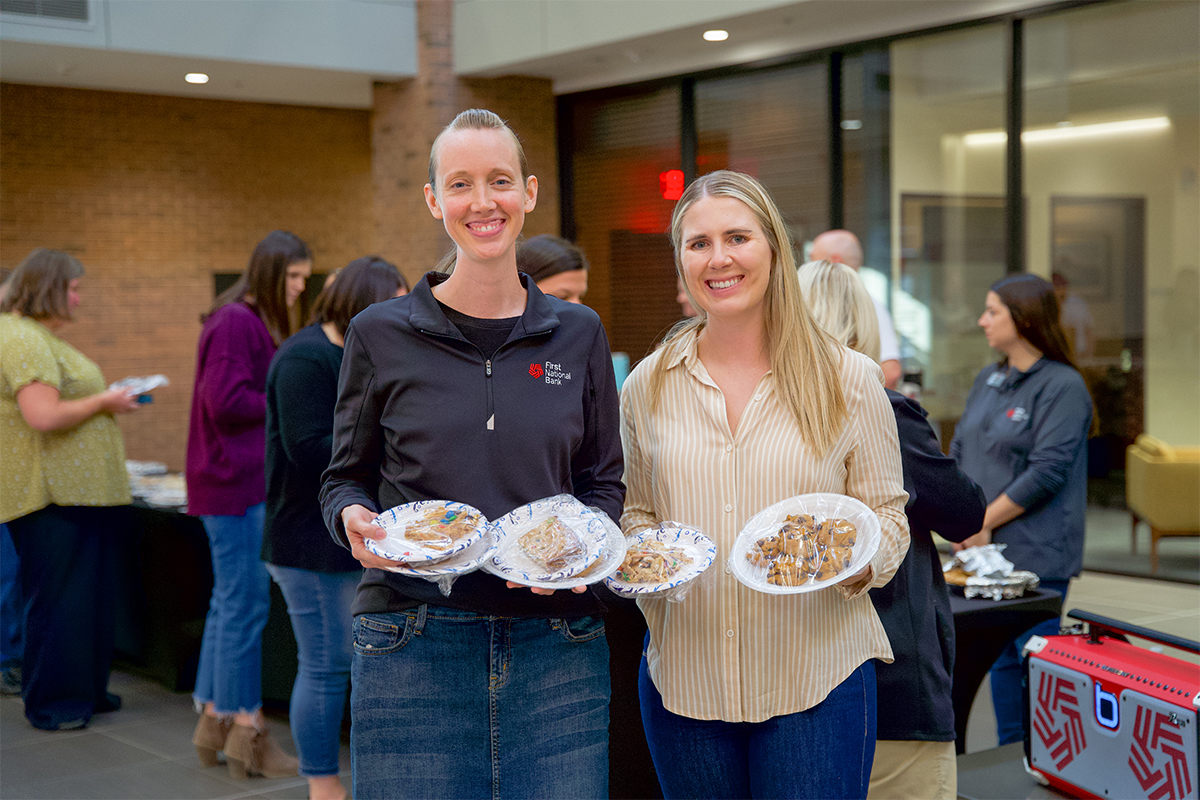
[193,504,270,716]
[266,563,358,777]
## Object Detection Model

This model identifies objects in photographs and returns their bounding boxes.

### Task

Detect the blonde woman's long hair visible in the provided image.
[797,259,881,362]
[648,170,847,456]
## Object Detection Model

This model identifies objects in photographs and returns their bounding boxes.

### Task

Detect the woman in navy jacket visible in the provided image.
[951,274,1093,746]
[799,259,986,799]
[319,109,624,799]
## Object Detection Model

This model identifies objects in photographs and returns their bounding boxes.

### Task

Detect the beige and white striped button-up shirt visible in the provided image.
[619,329,910,723]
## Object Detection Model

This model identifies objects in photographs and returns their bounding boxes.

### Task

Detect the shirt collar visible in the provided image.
[407,271,560,339]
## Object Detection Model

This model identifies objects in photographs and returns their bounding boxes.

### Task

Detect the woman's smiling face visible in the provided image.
[424,127,537,267]
[678,195,773,325]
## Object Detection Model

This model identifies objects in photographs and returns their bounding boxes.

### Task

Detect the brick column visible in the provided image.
[370,0,458,283]
[371,0,561,283]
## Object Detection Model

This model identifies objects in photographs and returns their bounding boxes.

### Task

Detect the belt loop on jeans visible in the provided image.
[414,603,427,634]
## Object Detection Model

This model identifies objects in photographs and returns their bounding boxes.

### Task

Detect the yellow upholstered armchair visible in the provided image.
[1126,434,1200,573]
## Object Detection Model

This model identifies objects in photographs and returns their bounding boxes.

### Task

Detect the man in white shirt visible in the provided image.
[1051,272,1094,360]
[810,229,902,388]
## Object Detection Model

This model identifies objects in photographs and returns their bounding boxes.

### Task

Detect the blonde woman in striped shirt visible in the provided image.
[620,171,910,799]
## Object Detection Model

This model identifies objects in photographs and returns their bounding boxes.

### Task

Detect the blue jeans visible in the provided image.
[266,564,358,777]
[0,522,23,668]
[990,578,1069,745]
[640,655,877,800]
[350,606,610,799]
[7,505,124,730]
[194,504,270,715]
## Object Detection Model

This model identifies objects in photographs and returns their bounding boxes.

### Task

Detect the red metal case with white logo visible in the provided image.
[1024,610,1199,799]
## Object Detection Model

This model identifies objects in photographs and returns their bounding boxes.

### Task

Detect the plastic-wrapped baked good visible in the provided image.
[518,516,586,573]
[731,494,882,595]
[616,540,694,584]
[405,505,483,552]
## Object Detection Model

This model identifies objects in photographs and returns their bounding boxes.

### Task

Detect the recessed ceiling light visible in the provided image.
[703,30,729,42]
[185,73,209,84]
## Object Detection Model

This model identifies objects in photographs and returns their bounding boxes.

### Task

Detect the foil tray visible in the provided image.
[962,570,1041,600]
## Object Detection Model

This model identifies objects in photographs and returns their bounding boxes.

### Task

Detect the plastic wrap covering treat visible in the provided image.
[366,500,488,564]
[110,374,170,403]
[943,544,1040,600]
[484,494,626,589]
[605,524,716,603]
[730,493,881,595]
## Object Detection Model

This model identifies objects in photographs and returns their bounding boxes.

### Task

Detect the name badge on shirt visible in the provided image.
[986,371,1006,388]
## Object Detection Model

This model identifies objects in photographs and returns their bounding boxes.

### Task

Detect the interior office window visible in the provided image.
[1025,1,1199,461]
[568,86,682,362]
[842,48,893,339]
[695,63,829,255]
[890,24,1007,435]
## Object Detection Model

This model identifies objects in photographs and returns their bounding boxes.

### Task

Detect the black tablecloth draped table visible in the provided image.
[949,588,1065,754]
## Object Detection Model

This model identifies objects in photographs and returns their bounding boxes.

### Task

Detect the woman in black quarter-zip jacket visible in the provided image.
[319,109,624,800]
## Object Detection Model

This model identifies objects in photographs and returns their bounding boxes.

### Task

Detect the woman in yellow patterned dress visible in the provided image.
[0,248,142,731]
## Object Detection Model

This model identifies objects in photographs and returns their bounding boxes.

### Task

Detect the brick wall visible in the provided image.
[372,0,560,286]
[0,2,562,475]
[0,83,375,471]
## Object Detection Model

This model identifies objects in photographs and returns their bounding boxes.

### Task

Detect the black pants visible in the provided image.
[8,504,125,730]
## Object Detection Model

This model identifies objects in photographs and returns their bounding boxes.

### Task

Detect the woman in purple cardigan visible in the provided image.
[187,230,311,780]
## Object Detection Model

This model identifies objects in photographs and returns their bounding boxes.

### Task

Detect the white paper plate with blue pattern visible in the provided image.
[482,495,611,588]
[604,524,716,596]
[383,527,498,577]
[366,500,488,564]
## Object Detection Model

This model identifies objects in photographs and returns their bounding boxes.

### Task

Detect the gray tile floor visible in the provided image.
[1,507,1195,799]
[0,673,348,800]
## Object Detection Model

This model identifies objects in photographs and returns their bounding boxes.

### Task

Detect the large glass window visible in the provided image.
[1024,1,1200,457]
[842,48,894,337]
[569,87,681,361]
[695,63,829,251]
[889,25,1008,432]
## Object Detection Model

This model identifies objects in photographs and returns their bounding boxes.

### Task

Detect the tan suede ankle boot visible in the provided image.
[224,722,299,780]
[192,714,233,768]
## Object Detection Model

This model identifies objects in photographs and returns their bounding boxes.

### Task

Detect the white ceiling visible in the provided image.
[0,0,1055,107]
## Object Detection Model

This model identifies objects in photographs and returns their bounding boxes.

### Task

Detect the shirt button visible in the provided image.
[724,564,732,575]
[724,503,732,513]
[724,444,732,453]
[726,629,735,639]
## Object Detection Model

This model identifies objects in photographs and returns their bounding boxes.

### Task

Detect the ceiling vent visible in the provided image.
[0,0,89,22]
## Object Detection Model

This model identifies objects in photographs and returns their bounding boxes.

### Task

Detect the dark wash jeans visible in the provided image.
[640,655,877,799]
[8,504,125,730]
[350,606,610,799]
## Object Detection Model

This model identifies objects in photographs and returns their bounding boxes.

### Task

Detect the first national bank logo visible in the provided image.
[530,362,571,385]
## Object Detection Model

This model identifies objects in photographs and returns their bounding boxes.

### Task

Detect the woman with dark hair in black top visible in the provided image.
[262,256,407,800]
